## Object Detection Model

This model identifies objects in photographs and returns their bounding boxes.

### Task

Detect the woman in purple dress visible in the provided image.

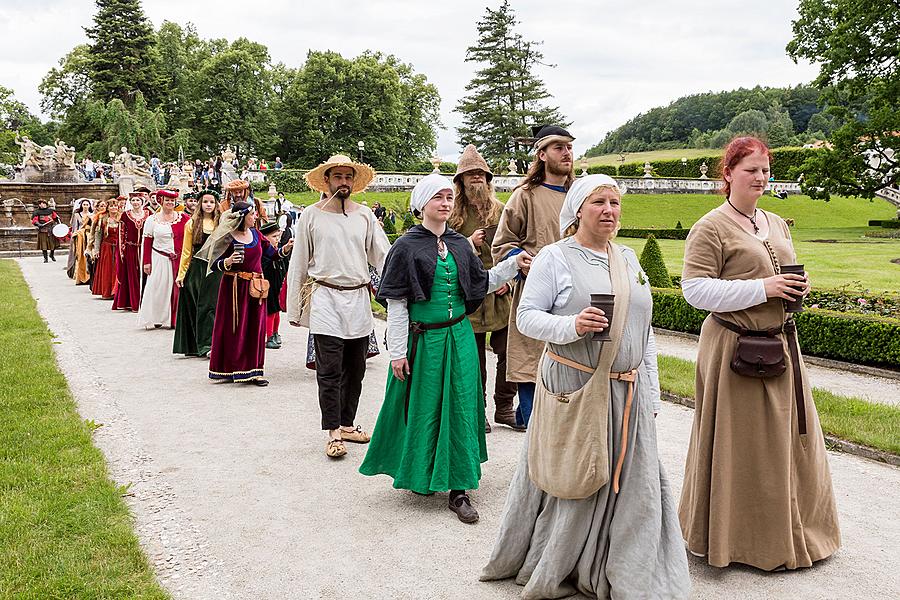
[204,202,288,386]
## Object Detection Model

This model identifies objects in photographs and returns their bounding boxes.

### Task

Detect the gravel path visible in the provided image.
[19,257,900,600]
[655,330,900,407]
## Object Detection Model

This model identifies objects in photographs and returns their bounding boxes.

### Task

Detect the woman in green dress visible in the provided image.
[359,174,522,523]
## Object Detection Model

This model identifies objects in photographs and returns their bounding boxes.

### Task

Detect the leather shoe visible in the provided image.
[249,378,269,386]
[484,420,492,434]
[449,493,479,524]
[494,414,525,431]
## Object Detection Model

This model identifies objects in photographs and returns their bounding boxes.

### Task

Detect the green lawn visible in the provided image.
[658,355,900,455]
[582,148,721,167]
[0,260,168,598]
[281,190,898,293]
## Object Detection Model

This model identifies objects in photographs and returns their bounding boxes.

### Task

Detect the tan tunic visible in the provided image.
[454,202,511,333]
[492,184,566,382]
[678,208,840,570]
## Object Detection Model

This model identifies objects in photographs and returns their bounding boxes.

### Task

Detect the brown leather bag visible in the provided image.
[248,277,270,299]
[712,315,786,378]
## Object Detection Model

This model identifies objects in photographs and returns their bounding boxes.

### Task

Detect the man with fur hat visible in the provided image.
[491,125,575,428]
[287,154,390,459]
[450,144,520,432]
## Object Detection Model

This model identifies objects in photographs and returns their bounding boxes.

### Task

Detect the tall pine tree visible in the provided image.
[456,0,569,170]
[84,0,158,106]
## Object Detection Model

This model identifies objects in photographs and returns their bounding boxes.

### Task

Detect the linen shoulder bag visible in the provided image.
[527,241,631,500]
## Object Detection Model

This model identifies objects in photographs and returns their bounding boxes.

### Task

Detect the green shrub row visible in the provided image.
[618,228,690,240]
[650,288,900,368]
[595,148,822,181]
[865,230,900,239]
[266,169,310,193]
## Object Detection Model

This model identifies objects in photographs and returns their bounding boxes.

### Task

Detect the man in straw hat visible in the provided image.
[491,124,575,428]
[287,154,390,459]
[450,144,520,432]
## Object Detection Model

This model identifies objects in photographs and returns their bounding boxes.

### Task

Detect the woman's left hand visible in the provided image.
[801,271,812,296]
[391,358,411,381]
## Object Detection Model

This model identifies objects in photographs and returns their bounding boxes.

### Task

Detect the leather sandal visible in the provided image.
[325,439,347,458]
[340,425,371,444]
[448,493,479,524]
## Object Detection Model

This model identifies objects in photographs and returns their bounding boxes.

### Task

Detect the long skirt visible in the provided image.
[481,377,691,599]
[92,240,118,299]
[72,231,91,285]
[359,318,486,494]
[112,243,142,311]
[173,257,222,356]
[37,230,59,252]
[208,275,266,382]
[137,250,178,328]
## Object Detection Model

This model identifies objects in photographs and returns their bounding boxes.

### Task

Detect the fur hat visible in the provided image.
[453,144,493,183]
[304,154,375,195]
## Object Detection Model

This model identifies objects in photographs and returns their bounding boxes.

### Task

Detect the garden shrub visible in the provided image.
[386,233,402,244]
[382,216,396,235]
[587,165,617,176]
[650,288,900,368]
[639,235,673,287]
[267,169,310,193]
[401,211,416,231]
[618,228,689,240]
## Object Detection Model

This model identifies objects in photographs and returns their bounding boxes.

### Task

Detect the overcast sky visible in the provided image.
[0,0,820,160]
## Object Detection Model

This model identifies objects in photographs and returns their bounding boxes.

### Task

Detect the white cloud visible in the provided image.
[0,0,819,161]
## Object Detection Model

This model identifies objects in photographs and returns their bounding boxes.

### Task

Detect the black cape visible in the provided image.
[377,224,489,315]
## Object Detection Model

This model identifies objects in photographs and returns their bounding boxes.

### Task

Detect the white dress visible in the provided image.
[137,214,176,328]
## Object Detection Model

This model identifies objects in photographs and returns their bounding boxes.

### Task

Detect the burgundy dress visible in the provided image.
[208,229,275,382]
[112,210,148,312]
[92,219,119,300]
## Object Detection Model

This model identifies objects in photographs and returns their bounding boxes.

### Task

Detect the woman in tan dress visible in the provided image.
[678,136,840,570]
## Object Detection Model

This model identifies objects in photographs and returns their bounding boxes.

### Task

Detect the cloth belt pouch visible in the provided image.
[526,241,632,500]
[712,314,786,378]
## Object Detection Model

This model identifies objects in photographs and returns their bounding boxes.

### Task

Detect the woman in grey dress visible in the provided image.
[481,174,690,599]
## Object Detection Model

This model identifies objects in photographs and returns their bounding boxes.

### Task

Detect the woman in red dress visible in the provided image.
[205,202,283,386]
[91,198,121,300]
[112,195,149,312]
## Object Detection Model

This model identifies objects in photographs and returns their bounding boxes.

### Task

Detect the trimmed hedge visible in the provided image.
[609,147,820,180]
[267,169,310,193]
[639,235,672,287]
[618,228,690,240]
[587,165,617,176]
[650,288,900,369]
[387,233,402,244]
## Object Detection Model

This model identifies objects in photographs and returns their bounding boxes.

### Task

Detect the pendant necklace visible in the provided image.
[727,199,759,234]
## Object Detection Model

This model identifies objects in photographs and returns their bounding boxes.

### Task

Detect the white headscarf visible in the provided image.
[410,173,453,213]
[558,174,625,237]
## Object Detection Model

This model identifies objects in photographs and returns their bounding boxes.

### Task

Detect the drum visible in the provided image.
[52,223,70,238]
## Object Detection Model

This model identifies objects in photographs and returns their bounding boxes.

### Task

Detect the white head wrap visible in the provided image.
[558,174,625,237]
[410,173,454,213]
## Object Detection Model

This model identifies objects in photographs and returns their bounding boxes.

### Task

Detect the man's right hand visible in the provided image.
[469,229,486,248]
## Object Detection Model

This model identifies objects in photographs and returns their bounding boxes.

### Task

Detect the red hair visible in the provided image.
[721,136,772,198]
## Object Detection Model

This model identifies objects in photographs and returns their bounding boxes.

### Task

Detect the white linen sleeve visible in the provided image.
[516,247,580,346]
[643,327,662,414]
[681,277,767,312]
[486,254,520,293]
[386,299,409,360]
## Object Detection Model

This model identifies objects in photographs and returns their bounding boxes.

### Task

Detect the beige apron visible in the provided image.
[527,241,632,500]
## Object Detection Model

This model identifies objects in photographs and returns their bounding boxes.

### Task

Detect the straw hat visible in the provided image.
[305,154,375,194]
[453,144,493,183]
[224,179,249,191]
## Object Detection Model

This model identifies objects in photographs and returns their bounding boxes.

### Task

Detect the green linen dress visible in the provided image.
[360,252,488,494]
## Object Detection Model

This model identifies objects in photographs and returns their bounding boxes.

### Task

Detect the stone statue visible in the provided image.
[54,139,77,169]
[507,158,518,175]
[699,162,709,179]
[15,134,44,170]
[430,156,442,173]
[643,161,653,178]
[222,144,236,164]
[115,146,151,178]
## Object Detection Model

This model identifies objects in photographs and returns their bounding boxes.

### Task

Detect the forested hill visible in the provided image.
[585,85,837,155]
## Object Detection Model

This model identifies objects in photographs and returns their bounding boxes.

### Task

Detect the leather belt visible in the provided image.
[223,271,263,332]
[545,349,638,494]
[313,278,369,291]
[404,313,467,423]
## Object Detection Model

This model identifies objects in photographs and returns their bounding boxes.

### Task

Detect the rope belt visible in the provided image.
[404,313,467,423]
[223,271,263,333]
[545,350,638,494]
